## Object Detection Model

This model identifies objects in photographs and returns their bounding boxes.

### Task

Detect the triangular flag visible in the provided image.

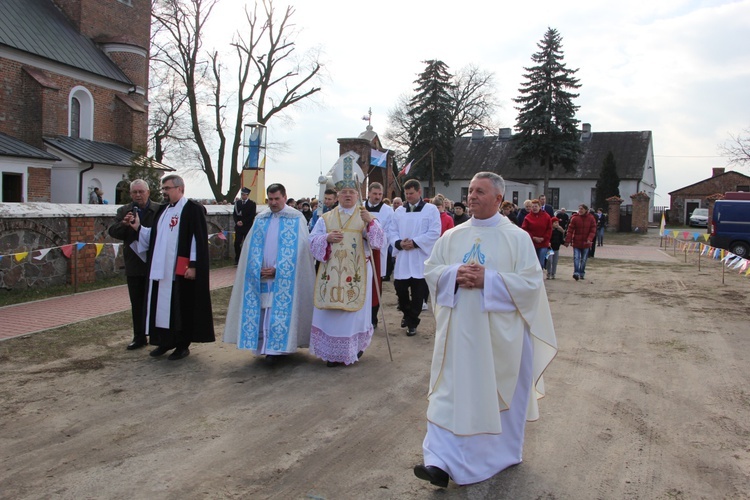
[672,230,679,238]
[34,248,52,260]
[112,243,121,258]
[95,243,104,257]
[682,231,690,240]
[208,233,216,239]
[217,231,227,241]
[61,244,74,258]
[702,233,710,241]
[692,232,700,240]
[14,252,29,262]
[76,242,85,251]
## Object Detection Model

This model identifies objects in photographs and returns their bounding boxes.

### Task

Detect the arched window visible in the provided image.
[70,97,81,138]
[69,87,94,140]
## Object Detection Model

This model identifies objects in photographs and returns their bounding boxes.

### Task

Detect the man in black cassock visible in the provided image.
[233,187,257,264]
[108,179,160,350]
[127,174,215,361]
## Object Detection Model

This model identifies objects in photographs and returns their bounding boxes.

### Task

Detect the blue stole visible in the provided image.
[239,214,301,350]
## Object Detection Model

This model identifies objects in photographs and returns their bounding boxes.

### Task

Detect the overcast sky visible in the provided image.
[181,0,750,205]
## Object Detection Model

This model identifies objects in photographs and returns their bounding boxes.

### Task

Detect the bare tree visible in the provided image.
[720,127,750,168]
[450,65,501,137]
[151,0,322,201]
[384,64,500,162]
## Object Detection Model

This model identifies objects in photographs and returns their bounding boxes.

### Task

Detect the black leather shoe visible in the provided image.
[407,327,417,337]
[413,464,449,488]
[167,348,190,361]
[127,340,147,350]
[326,361,342,367]
[149,346,171,357]
[357,350,364,359]
[401,318,407,328]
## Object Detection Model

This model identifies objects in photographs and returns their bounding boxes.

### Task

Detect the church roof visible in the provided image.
[44,136,173,170]
[0,0,132,84]
[451,131,653,182]
[0,132,60,161]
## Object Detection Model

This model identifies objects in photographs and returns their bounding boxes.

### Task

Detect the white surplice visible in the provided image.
[388,202,441,280]
[308,206,385,364]
[365,201,393,277]
[137,197,196,332]
[422,213,557,485]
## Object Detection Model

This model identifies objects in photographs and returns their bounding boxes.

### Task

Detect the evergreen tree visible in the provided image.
[124,156,165,204]
[513,27,582,196]
[406,60,456,192]
[595,151,620,210]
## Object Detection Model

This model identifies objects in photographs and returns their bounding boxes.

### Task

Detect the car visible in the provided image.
[709,197,750,258]
[689,208,708,227]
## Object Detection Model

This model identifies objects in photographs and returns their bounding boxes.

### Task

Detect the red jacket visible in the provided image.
[439,211,454,235]
[565,212,597,249]
[521,210,552,248]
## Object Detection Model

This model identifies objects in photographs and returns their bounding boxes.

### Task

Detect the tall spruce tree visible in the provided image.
[513,27,582,196]
[406,60,455,193]
[595,151,620,210]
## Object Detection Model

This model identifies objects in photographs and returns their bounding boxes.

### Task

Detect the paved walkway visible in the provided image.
[1,243,676,342]
[0,266,237,341]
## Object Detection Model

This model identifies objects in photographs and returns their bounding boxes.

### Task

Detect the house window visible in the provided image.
[70,97,81,138]
[590,188,597,208]
[69,86,94,140]
[117,0,133,5]
[460,187,468,203]
[512,191,519,205]
[2,172,24,202]
[736,185,749,192]
[548,188,560,209]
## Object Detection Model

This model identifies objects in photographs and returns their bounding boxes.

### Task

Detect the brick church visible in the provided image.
[0,0,169,204]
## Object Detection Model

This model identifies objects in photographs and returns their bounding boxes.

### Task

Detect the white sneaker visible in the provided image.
[422,302,428,311]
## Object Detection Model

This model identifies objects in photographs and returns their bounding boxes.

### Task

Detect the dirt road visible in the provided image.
[1,239,749,499]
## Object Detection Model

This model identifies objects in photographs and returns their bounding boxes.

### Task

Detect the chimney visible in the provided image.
[498,128,512,139]
[581,123,592,141]
[471,129,485,141]
[712,167,725,177]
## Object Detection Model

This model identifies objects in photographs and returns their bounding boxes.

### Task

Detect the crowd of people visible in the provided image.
[109,169,636,488]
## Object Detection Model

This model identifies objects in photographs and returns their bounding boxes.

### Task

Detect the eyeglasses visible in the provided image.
[161,186,177,191]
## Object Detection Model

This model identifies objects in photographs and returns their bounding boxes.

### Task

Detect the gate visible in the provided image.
[619,204,633,232]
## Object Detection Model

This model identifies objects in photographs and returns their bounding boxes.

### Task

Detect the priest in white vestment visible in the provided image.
[309,152,385,367]
[414,172,558,488]
[223,183,315,362]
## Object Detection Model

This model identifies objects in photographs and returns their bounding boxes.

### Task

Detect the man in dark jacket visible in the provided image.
[127,175,215,361]
[108,179,160,350]
[233,187,257,264]
[564,204,597,281]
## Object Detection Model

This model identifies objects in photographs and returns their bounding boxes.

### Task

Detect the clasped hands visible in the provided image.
[456,263,485,289]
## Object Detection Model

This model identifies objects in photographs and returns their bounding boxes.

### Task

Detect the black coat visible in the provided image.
[145,199,215,344]
[108,200,160,276]
[233,199,257,235]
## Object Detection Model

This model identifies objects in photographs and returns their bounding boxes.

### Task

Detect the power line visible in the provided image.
[654,155,724,158]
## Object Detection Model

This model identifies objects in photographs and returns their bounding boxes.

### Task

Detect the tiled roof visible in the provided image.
[44,136,173,170]
[0,132,60,161]
[0,0,132,84]
[450,131,652,182]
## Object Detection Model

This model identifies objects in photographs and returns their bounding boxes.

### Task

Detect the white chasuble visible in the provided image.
[424,214,557,436]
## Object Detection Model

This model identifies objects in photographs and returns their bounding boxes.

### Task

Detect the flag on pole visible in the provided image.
[659,211,666,236]
[370,149,388,168]
[398,160,413,176]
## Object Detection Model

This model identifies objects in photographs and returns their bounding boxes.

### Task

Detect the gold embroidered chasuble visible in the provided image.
[314,208,367,311]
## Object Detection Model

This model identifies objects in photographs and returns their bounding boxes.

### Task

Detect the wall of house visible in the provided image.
[668,171,750,224]
[0,60,147,151]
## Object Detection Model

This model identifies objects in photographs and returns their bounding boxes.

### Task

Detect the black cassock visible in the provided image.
[144,199,215,347]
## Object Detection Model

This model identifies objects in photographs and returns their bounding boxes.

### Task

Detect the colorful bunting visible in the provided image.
[61,245,74,258]
[14,252,28,262]
[34,248,51,260]
[95,243,104,257]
